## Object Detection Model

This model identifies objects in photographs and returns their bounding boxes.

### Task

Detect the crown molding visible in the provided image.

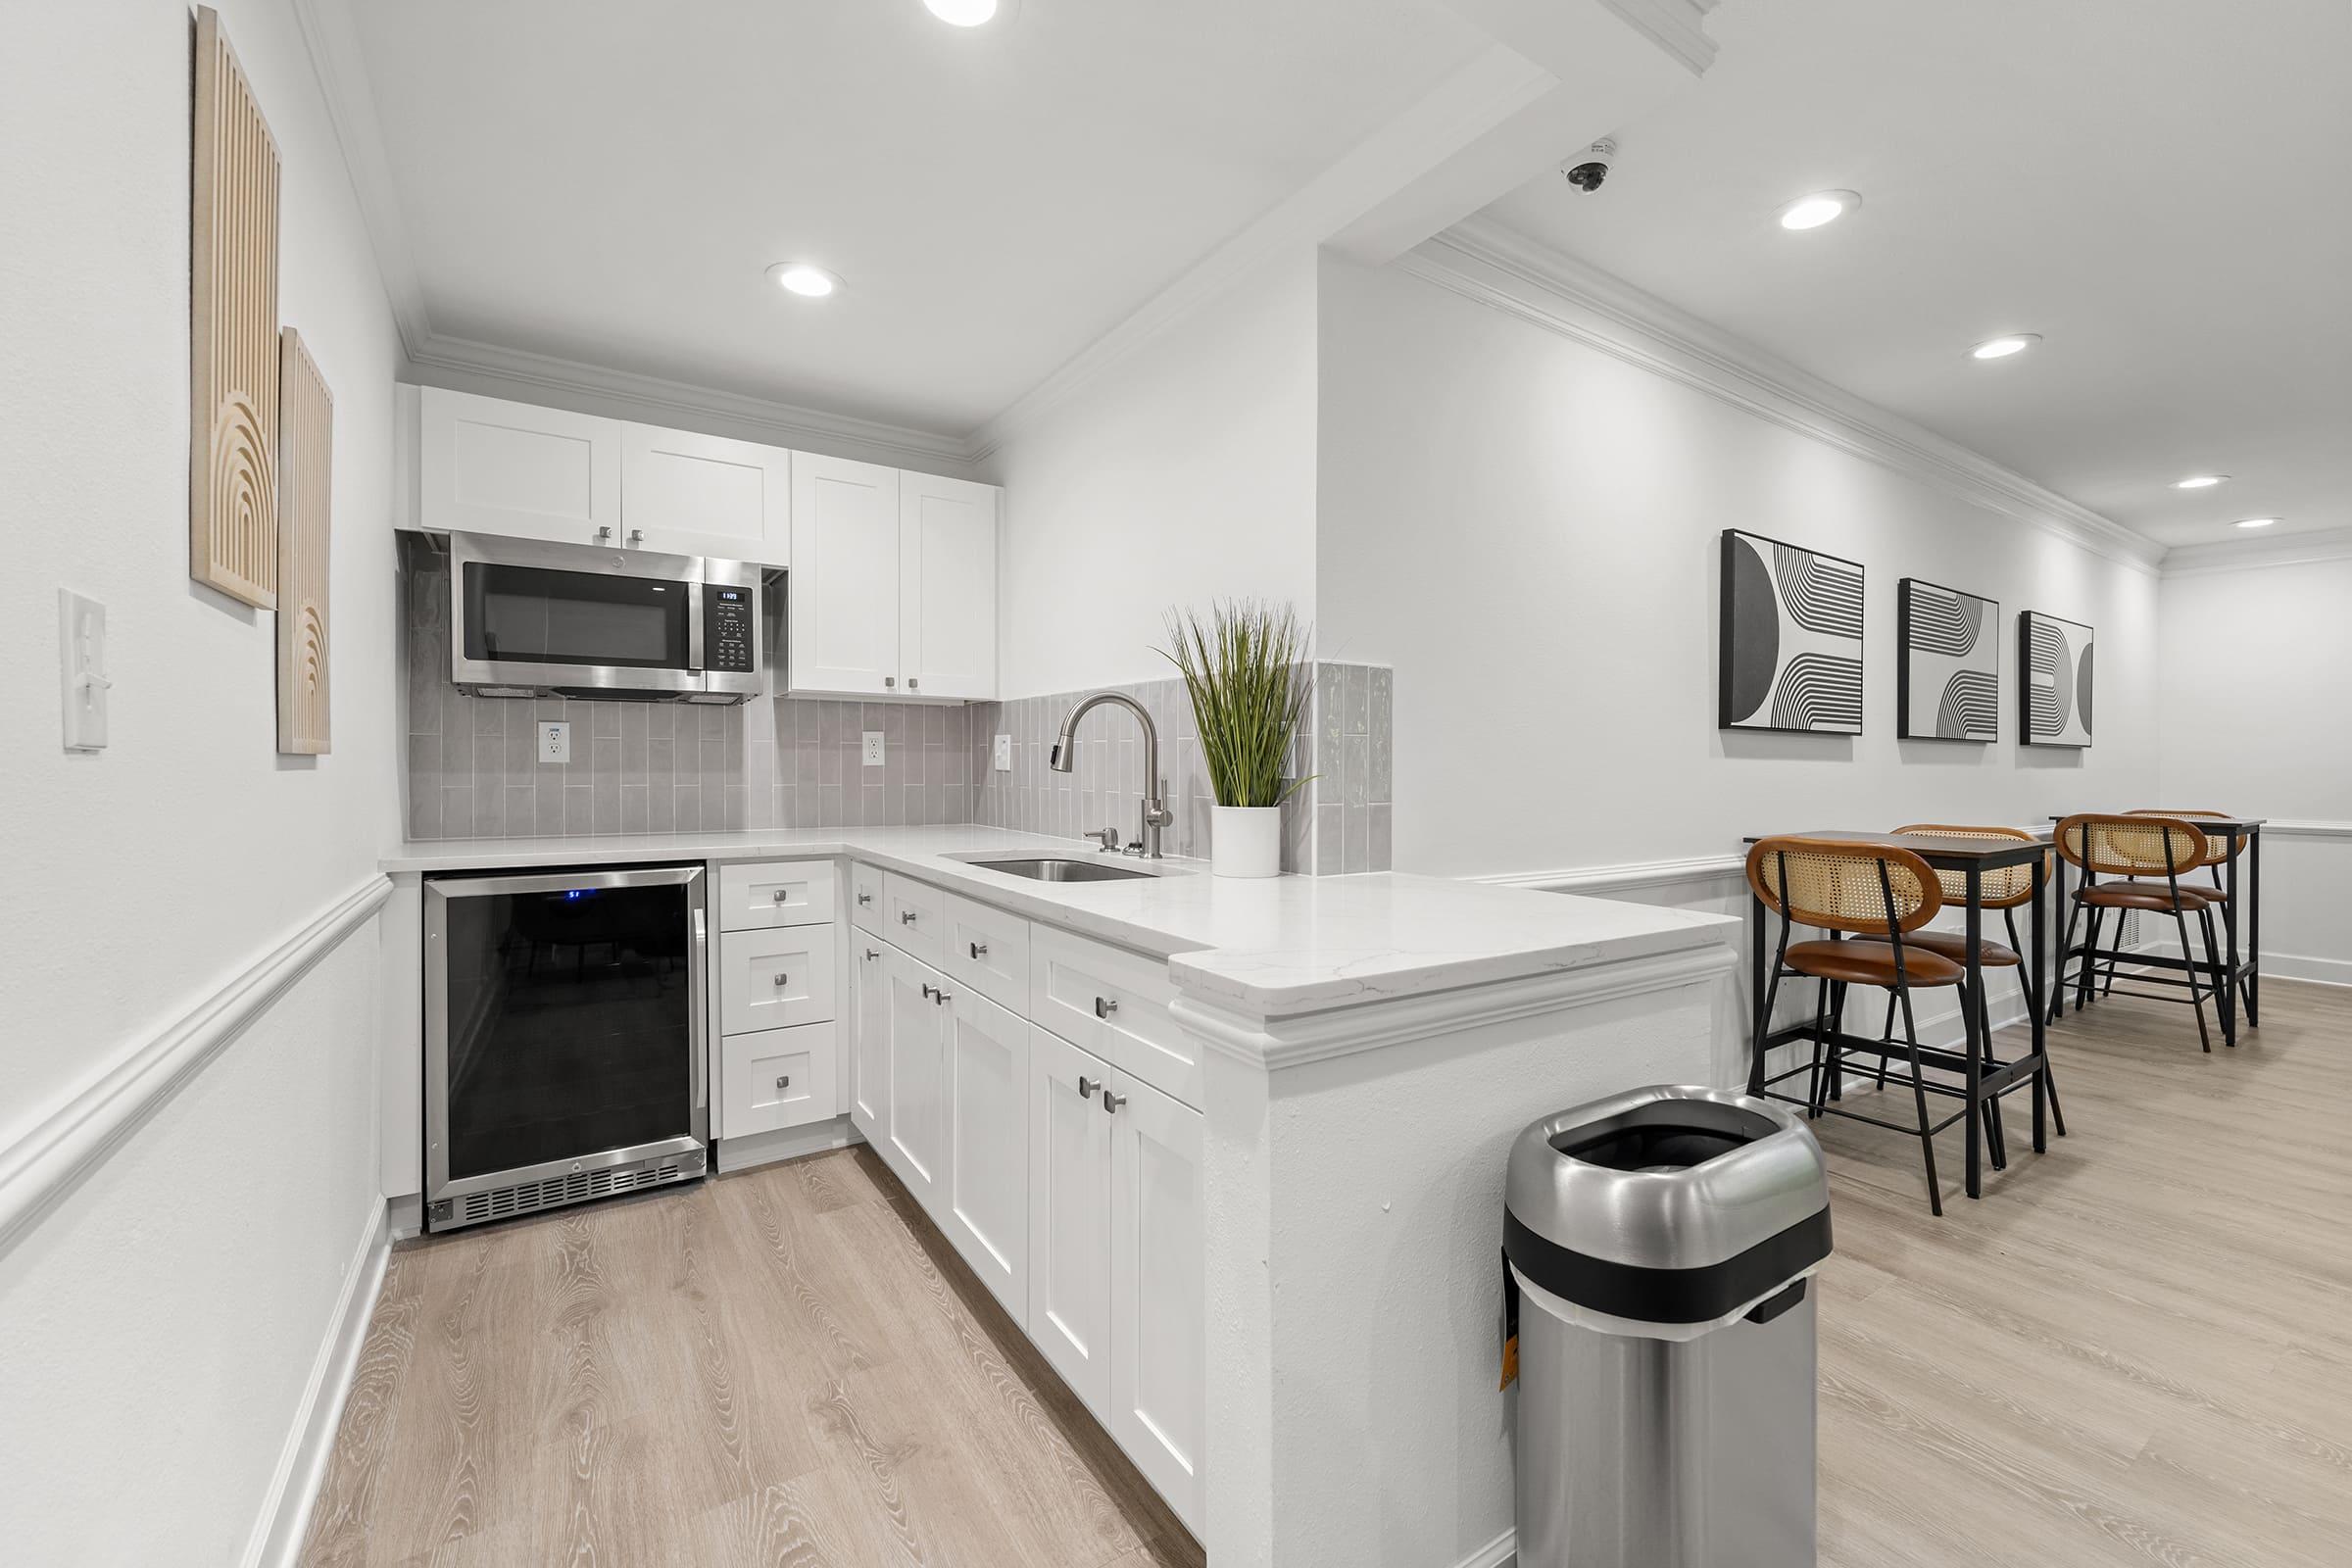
[406,331,976,468]
[2158,525,2352,577]
[1401,217,2168,574]
[289,0,432,359]
[1596,0,1722,74]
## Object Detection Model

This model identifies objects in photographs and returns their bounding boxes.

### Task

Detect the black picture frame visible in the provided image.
[2018,610,2094,748]
[1718,528,1866,735]
[1896,577,1999,743]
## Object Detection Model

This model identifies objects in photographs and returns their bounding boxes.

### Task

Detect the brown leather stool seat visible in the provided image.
[1901,931,2022,968]
[1785,939,1964,987]
[2126,879,2225,907]
[2082,881,2211,912]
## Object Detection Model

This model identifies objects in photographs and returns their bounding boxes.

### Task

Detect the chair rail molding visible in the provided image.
[1399,217,2167,574]
[0,874,392,1255]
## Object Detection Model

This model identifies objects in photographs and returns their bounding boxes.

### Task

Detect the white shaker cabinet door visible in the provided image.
[939,988,1029,1320]
[882,948,947,1208]
[898,471,998,700]
[789,453,901,696]
[619,423,791,565]
[1107,1068,1205,1534]
[1026,1025,1115,1419]
[419,387,624,547]
[848,935,889,1145]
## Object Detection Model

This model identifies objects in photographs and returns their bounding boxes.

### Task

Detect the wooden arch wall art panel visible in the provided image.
[189,6,282,609]
[276,327,333,754]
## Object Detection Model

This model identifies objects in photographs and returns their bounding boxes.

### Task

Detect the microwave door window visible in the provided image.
[464,564,690,668]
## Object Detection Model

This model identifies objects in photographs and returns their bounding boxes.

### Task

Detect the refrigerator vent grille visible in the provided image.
[459,1159,688,1227]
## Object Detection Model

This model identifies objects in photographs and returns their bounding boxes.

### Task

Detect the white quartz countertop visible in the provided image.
[384,826,1736,1016]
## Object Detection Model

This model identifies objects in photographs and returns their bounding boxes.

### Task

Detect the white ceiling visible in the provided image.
[349,0,1483,434]
[1480,0,2352,549]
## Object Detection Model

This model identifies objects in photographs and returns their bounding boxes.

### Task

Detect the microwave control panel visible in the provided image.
[705,585,756,673]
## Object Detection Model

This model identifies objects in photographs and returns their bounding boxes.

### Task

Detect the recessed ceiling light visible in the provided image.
[2171,473,2229,489]
[1969,333,2040,360]
[923,0,1001,24]
[1777,191,1859,230]
[767,263,841,299]
[2233,516,2278,529]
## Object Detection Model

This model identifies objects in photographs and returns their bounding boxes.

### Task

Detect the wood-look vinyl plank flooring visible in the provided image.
[307,983,2351,1567]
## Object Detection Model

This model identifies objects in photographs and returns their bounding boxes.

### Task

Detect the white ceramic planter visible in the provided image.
[1211,805,1284,878]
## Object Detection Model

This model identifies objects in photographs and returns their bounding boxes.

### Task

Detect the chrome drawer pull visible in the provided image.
[774,1074,791,1091]
[934,989,952,1006]
[901,909,919,925]
[969,941,988,959]
[1102,1090,1128,1115]
[863,948,880,962]
[772,889,790,904]
[1094,996,1118,1020]
[858,892,873,906]
[1077,1075,1100,1099]
[920,982,937,1001]
[772,973,789,988]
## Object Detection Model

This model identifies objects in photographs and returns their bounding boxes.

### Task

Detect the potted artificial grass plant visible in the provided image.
[1161,601,1312,878]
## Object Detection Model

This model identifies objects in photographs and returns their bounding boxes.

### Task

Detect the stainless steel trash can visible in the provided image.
[1503,1085,1833,1568]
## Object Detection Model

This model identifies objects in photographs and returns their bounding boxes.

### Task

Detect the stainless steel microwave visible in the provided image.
[448,533,763,704]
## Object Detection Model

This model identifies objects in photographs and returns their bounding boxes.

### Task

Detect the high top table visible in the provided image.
[2047,814,2264,1044]
[1741,828,2057,1201]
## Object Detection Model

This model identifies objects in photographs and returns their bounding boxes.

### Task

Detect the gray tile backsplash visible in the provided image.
[400,547,975,840]
[968,662,1391,875]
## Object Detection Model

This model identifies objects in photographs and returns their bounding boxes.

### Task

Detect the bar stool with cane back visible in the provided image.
[2116,808,2239,1008]
[1745,837,1976,1215]
[1885,825,2066,1152]
[2055,813,2223,1051]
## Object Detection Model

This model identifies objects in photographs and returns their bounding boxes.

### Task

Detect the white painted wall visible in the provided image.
[0,0,400,1559]
[982,251,1320,697]
[1314,253,2166,883]
[2157,556,2352,985]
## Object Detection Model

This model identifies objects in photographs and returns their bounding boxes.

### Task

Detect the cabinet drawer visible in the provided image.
[849,861,887,935]
[719,923,838,1035]
[1030,926,1200,1109]
[717,1022,838,1138]
[883,872,946,967]
[717,859,836,932]
[942,893,1032,1015]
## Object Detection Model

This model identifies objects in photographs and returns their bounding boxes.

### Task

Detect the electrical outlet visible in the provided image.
[993,733,1012,771]
[539,720,570,764]
[862,731,886,767]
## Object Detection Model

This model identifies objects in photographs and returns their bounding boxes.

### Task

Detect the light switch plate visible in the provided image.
[993,733,1012,771]
[59,588,109,752]
[539,720,570,763]
[862,731,886,767]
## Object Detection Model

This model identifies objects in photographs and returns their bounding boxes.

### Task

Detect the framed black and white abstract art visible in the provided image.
[2019,610,2093,747]
[1897,578,1998,742]
[1718,529,1864,734]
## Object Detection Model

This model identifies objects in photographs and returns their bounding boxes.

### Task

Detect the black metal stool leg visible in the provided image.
[2175,906,2214,1053]
[1979,989,2008,1171]
[1893,982,1942,1217]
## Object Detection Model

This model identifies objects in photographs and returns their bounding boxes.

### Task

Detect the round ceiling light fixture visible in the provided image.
[923,0,1003,24]
[2171,473,2229,489]
[1777,190,1859,230]
[2232,516,2278,529]
[1968,333,2040,360]
[767,263,841,299]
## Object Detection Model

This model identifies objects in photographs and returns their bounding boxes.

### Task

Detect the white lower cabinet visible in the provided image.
[883,946,947,1205]
[718,922,837,1036]
[717,1022,836,1138]
[1027,1025,1115,1417]
[941,988,1029,1319]
[849,934,888,1142]
[854,869,1201,1532]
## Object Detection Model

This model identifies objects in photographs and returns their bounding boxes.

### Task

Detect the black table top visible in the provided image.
[1742,828,2054,866]
[2046,813,2266,831]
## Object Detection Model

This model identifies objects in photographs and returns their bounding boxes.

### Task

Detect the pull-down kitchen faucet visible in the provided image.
[1051,692,1172,858]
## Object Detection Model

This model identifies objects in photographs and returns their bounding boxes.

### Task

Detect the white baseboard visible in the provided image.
[242,1196,393,1568]
[386,1191,423,1239]
[714,1115,863,1173]
[1447,1527,1515,1568]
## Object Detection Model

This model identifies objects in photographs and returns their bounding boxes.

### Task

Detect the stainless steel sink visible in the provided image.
[966,857,1157,883]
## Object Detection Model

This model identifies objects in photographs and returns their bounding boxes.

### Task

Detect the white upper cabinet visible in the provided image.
[790,454,903,697]
[619,423,791,565]
[899,471,999,700]
[419,387,624,546]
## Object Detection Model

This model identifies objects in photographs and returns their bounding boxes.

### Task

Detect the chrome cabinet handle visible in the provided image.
[1102,1090,1128,1115]
[858,891,873,906]
[772,889,790,904]
[1094,996,1118,1019]
[920,982,937,1001]
[933,986,953,1006]
[627,528,645,546]
[885,675,897,688]
[772,972,789,987]
[969,941,988,959]
[908,676,920,691]
[595,525,613,543]
[1077,1075,1100,1099]
[774,1074,791,1091]
[863,948,880,962]
[901,909,919,925]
